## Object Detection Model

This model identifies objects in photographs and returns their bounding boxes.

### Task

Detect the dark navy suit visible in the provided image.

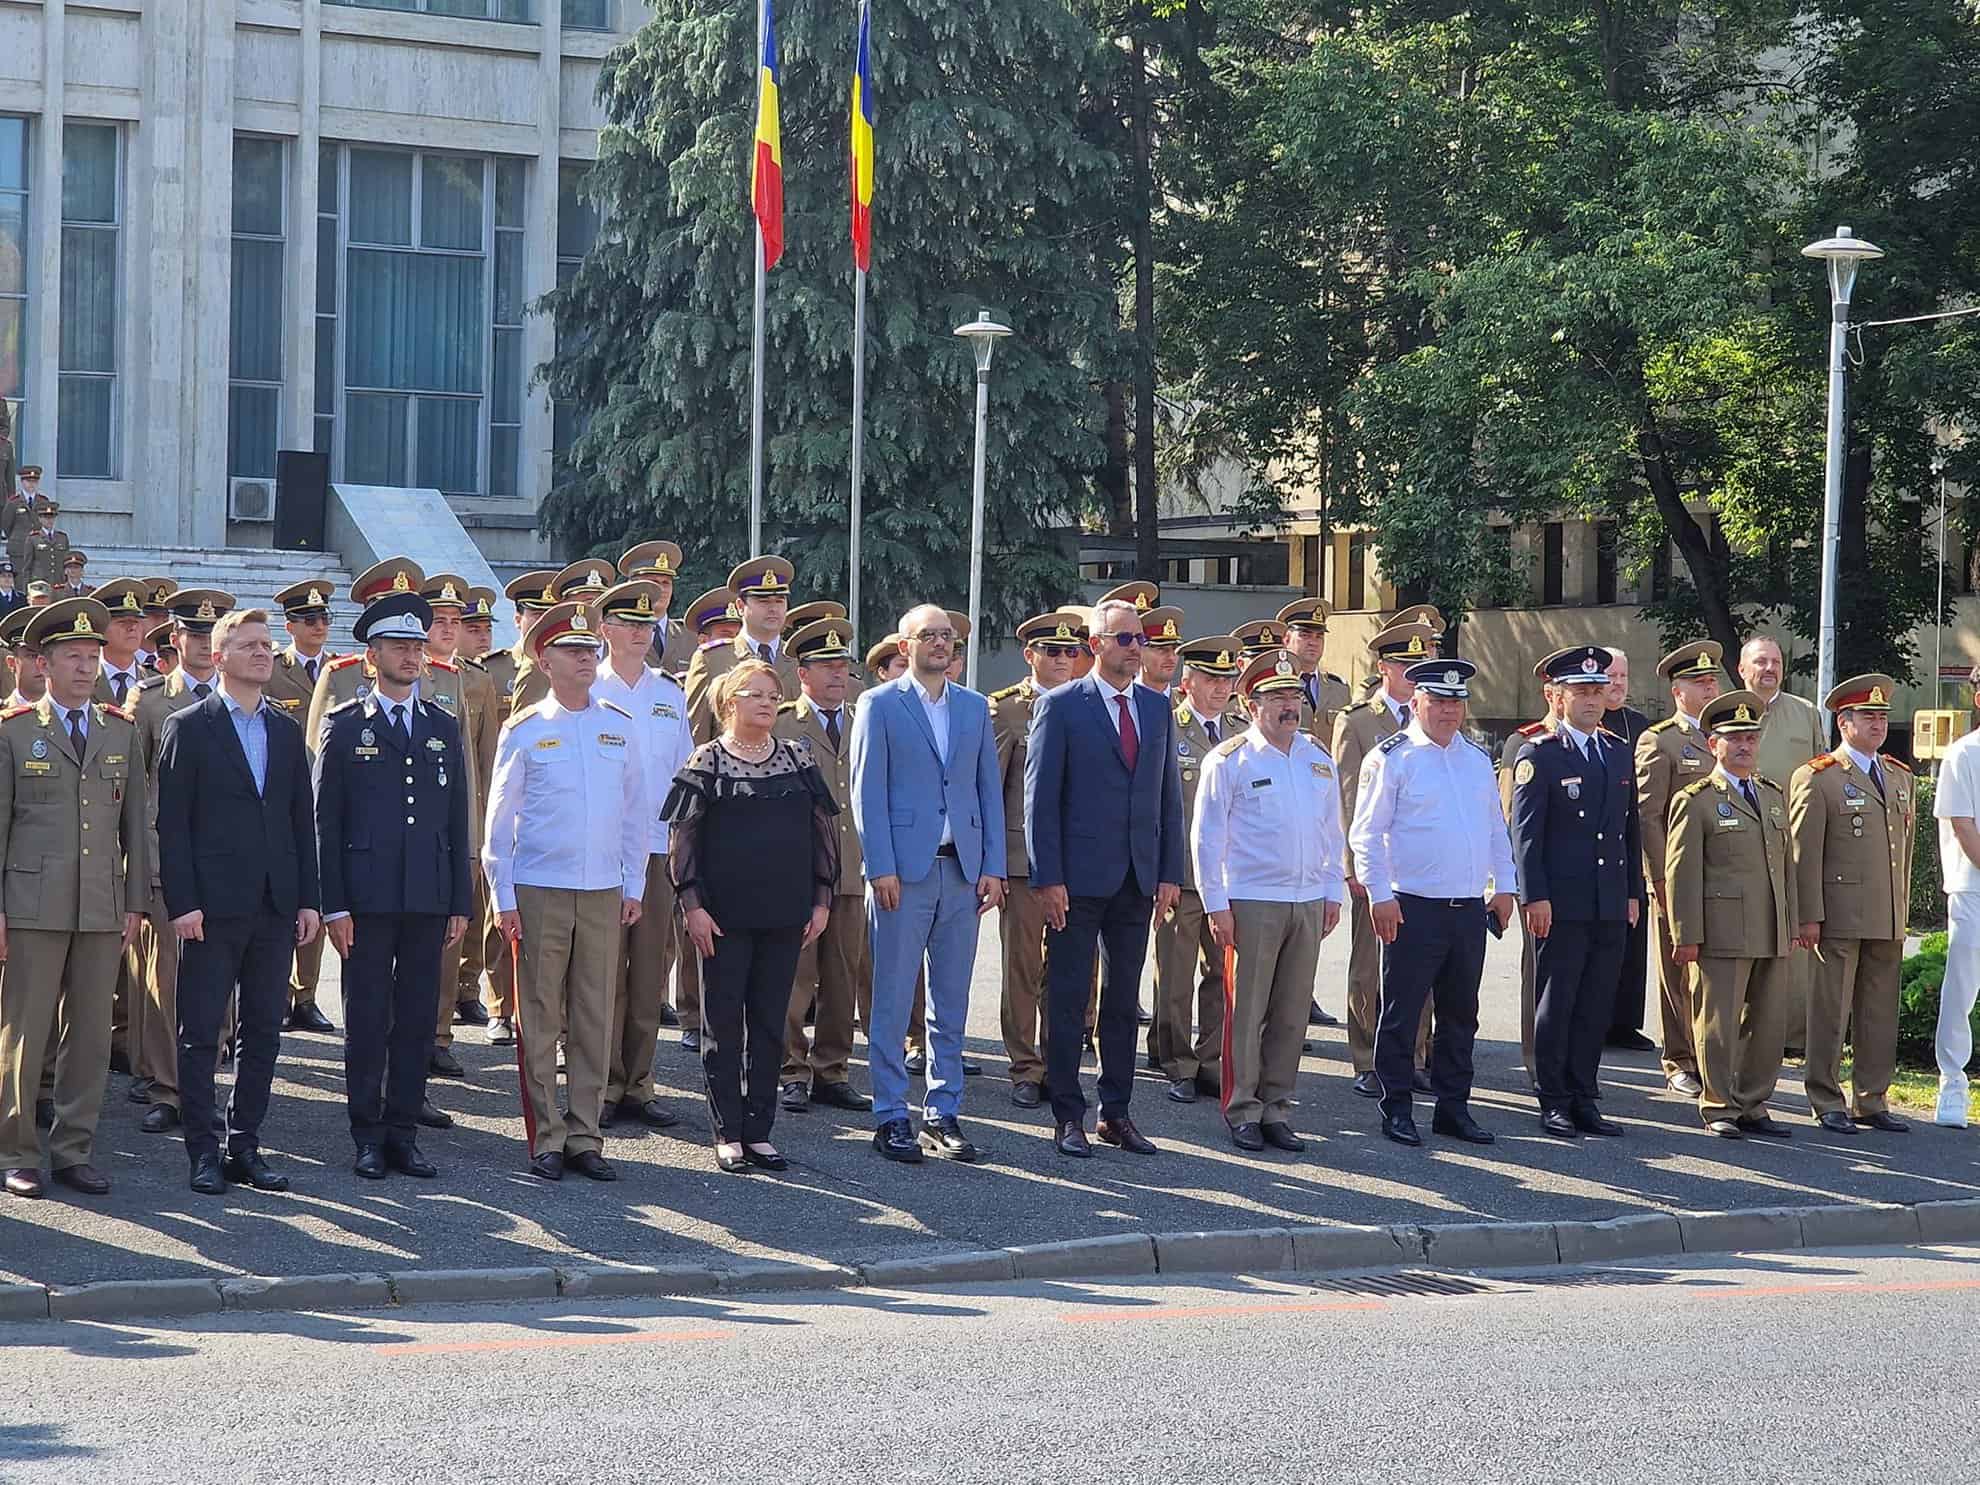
[314,693,472,1149]
[1601,704,1653,1038]
[1511,726,1642,1112]
[1025,675,1185,1123]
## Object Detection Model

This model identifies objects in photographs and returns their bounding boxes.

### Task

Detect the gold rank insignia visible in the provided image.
[1735,703,1754,723]
[1869,685,1885,705]
[152,585,173,604]
[1160,618,1179,639]
[655,553,673,573]
[74,612,93,635]
[115,593,140,613]
[440,582,460,603]
[1217,650,1232,668]
[196,600,216,620]
[1407,635,1425,655]
[1134,592,1151,611]
[828,627,843,646]
[1055,623,1073,640]
[761,569,783,591]
[392,570,411,593]
[636,592,652,614]
[571,611,589,631]
[539,585,555,603]
[307,588,323,607]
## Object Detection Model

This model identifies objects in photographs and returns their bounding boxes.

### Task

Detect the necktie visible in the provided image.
[66,708,85,761]
[111,672,128,706]
[1115,694,1139,771]
[305,657,319,686]
[1869,758,1885,796]
[391,704,410,748]
[759,643,775,665]
[1204,718,1219,745]
[1741,779,1760,816]
[193,682,211,699]
[824,708,842,751]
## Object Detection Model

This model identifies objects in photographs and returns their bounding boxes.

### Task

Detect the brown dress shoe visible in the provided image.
[4,1168,45,1198]
[52,1163,110,1195]
[1095,1116,1158,1154]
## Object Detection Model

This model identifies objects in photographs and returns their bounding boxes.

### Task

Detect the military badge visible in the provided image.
[29,738,46,760]
[1513,758,1535,787]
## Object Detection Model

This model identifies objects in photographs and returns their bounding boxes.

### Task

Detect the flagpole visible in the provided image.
[849,268,866,643]
[748,0,768,559]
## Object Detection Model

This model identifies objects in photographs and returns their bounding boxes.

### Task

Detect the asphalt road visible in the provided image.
[3,919,1977,1289]
[3,1246,1974,1481]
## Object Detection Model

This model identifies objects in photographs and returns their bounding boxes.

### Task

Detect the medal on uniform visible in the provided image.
[357,683,371,700]
[360,728,375,747]
[29,738,46,760]
[427,737,445,751]
[1564,777,1581,800]
[438,770,447,788]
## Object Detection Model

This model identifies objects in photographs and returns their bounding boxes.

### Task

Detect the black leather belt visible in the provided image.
[935,842,959,859]
[1397,892,1481,909]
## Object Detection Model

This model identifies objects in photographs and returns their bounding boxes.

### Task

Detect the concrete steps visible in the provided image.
[81,546,361,650]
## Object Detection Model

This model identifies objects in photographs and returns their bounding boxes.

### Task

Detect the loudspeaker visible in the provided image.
[274,450,330,552]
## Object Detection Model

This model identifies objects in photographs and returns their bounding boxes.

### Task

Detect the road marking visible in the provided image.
[381,1328,727,1356]
[1701,1277,1980,1301]
[1059,1298,1386,1324]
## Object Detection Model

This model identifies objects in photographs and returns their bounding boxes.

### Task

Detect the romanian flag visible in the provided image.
[751,0,784,267]
[850,0,874,272]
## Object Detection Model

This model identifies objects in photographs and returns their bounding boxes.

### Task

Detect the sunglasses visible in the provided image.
[1034,643,1083,658]
[1106,633,1147,649]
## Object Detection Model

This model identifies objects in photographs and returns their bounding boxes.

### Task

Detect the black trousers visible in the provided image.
[178,904,292,1162]
[1045,879,1154,1124]
[344,912,447,1148]
[1608,894,1650,1035]
[1534,919,1628,1111]
[701,925,803,1144]
[1375,894,1486,1117]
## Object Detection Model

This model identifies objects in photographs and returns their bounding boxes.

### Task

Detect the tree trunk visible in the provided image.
[1130,22,1161,583]
[1101,378,1132,535]
[1636,418,1741,661]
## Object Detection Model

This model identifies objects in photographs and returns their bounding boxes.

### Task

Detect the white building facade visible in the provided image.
[0,0,634,556]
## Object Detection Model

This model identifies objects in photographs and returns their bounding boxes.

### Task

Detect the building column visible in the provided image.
[186,0,237,545]
[286,0,323,461]
[519,1,562,522]
[27,2,63,475]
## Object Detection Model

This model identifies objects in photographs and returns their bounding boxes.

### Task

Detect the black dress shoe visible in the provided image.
[126,1077,153,1105]
[1351,1072,1381,1099]
[598,1099,619,1129]
[1541,1109,1581,1140]
[34,1098,53,1130]
[109,1046,132,1075]
[1571,1106,1625,1137]
[429,1047,464,1078]
[52,1162,110,1195]
[5,1167,45,1198]
[1411,1068,1433,1094]
[680,1030,702,1054]
[1261,1121,1306,1153]
[659,1003,681,1028]
[454,999,489,1026]
[1736,1114,1793,1139]
[1096,1116,1157,1154]
[1816,1110,1857,1134]
[409,1098,450,1129]
[1432,1107,1496,1144]
[1194,1070,1222,1099]
[222,1150,290,1191]
[1381,1111,1422,1146]
[1857,1110,1908,1133]
[904,1051,928,1077]
[1167,1078,1197,1104]
[1230,1121,1265,1151]
[811,1080,872,1111]
[919,1116,980,1162]
[962,1058,983,1077]
[1706,1118,1744,1138]
[189,1154,227,1195]
[635,1098,682,1129]
[568,1150,618,1181]
[873,1118,924,1163]
[1309,1000,1340,1027]
[386,1143,438,1178]
[780,1081,811,1112]
[1055,1121,1092,1158]
[1011,1081,1043,1110]
[743,1145,788,1172]
[1605,1029,1656,1052]
[288,1003,337,1034]
[141,1103,181,1134]
[529,1151,565,1181]
[354,1144,389,1179]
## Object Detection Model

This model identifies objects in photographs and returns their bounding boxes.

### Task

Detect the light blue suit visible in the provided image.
[849,674,1006,1124]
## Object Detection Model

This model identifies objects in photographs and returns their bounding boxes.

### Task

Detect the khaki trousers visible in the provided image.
[456,866,489,997]
[1653,889,1699,1077]
[137,904,182,1109]
[1150,888,1222,1082]
[1691,953,1788,1125]
[290,920,325,1011]
[1223,899,1324,1125]
[1804,936,1903,1117]
[434,877,490,1049]
[783,891,868,1085]
[608,854,678,1105]
[1779,943,1811,1057]
[999,876,1049,1085]
[480,883,516,1020]
[514,884,620,1158]
[0,928,124,1170]
[1346,893,1429,1074]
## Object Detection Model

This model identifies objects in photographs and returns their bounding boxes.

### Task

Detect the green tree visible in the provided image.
[542,0,1119,637]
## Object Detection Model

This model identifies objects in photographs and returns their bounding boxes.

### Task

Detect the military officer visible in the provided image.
[482,569,558,732]
[618,540,697,676]
[479,572,556,1039]
[989,610,1087,1107]
[261,580,340,1035]
[1666,689,1799,1138]
[314,589,472,1180]
[144,621,178,677]
[1502,661,1566,1089]
[1137,606,1186,698]
[1511,645,1641,1139]
[57,551,89,598]
[129,589,235,1134]
[21,498,70,589]
[1635,639,1724,1097]
[82,577,149,1071]
[1334,619,1439,1098]
[1275,598,1352,749]
[867,635,907,682]
[0,458,30,568]
[1600,650,1657,1052]
[1232,618,1287,659]
[0,597,147,1198]
[136,580,176,671]
[459,587,498,662]
[0,607,36,704]
[1151,634,1240,1104]
[686,585,744,653]
[785,599,848,632]
[1791,674,1915,1134]
[503,559,618,719]
[685,556,800,743]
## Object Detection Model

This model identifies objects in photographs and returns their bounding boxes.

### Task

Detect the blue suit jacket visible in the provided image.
[1510,727,1642,922]
[849,675,1006,885]
[1024,676,1185,897]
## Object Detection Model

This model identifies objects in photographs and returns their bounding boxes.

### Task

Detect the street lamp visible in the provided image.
[1801,226,1885,724]
[954,309,1012,689]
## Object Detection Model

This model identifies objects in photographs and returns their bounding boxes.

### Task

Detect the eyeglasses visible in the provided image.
[1106,632,1147,648]
[732,689,780,703]
[910,628,956,644]
[1034,643,1082,658]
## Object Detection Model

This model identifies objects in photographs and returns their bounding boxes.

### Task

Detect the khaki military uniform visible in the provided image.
[683,633,800,744]
[1297,671,1351,753]
[0,697,148,1172]
[130,670,211,1110]
[21,526,69,588]
[1501,718,1554,1084]
[447,655,501,1029]
[1753,691,1825,1053]
[1790,749,1915,1118]
[267,645,333,1013]
[991,679,1051,1089]
[1149,699,1225,1085]
[773,696,869,1088]
[1636,715,1713,1079]
[647,617,701,679]
[1336,695,1429,1076]
[476,645,524,1018]
[1666,767,1798,1125]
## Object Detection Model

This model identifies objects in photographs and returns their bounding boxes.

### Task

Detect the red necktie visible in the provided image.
[1115,694,1139,771]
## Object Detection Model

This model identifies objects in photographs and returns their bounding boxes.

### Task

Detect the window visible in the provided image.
[324,145,524,497]
[1541,521,1564,605]
[229,137,286,482]
[1650,535,1672,601]
[325,0,532,20]
[59,123,119,479]
[1,117,27,455]
[563,0,612,26]
[552,161,600,477]
[1595,521,1618,604]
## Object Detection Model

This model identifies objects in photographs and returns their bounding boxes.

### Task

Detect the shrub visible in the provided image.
[1911,777,1945,932]
[1896,930,1963,1068]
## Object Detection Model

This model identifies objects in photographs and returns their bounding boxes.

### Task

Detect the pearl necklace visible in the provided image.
[723,734,775,763]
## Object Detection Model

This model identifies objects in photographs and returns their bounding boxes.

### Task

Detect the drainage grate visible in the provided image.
[1311,1271,1497,1298]
[1505,1268,1677,1290]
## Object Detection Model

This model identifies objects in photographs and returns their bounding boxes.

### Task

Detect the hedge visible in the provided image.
[1911,776,1945,932]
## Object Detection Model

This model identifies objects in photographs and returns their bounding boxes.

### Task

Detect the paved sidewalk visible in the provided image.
[4,924,1975,1288]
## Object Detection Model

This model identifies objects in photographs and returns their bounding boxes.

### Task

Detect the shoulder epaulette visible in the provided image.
[1807,754,1839,772]
[989,682,1025,702]
[427,656,458,673]
[326,696,365,717]
[598,697,633,719]
[462,655,488,672]
[1213,734,1246,757]
[136,673,168,692]
[1646,717,1679,734]
[1674,776,1714,804]
[1758,774,1784,793]
[1597,726,1625,742]
[0,703,32,720]
[1378,730,1411,754]
[1462,734,1491,757]
[93,702,134,724]
[1175,704,1194,728]
[1516,720,1550,737]
[777,699,801,714]
[1883,754,1912,774]
[328,654,366,672]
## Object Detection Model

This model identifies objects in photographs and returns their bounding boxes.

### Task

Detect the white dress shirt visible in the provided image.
[593,662,693,857]
[482,697,649,911]
[1191,727,1347,913]
[1349,721,1518,902]
[912,675,954,846]
[1094,673,1136,737]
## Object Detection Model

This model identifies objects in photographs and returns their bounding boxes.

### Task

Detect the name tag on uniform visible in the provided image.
[1249,777,1273,790]
[277,698,302,710]
[1716,817,1743,830]
[1310,762,1332,779]
[426,737,446,752]
[354,746,379,758]
[104,754,124,765]
[598,733,626,747]
[535,738,561,751]
[21,760,49,774]
[653,703,679,720]
[1561,776,1582,799]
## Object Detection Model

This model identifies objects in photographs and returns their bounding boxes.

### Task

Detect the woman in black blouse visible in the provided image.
[664,660,837,1172]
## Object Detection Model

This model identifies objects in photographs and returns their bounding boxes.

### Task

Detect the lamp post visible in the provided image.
[954,310,1011,689]
[1935,455,1949,702]
[1800,226,1885,724]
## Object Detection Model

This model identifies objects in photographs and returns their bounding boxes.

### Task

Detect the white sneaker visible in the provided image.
[1936,1077,1968,1128]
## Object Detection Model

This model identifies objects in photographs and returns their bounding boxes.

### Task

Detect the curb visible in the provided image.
[8,1196,1976,1326]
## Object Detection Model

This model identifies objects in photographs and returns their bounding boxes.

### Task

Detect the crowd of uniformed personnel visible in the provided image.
[0,520,1924,1195]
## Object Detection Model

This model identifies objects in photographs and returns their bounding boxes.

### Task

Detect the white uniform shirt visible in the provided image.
[1191,726,1347,913]
[592,662,692,857]
[1936,726,1980,897]
[482,696,648,911]
[912,675,954,847]
[1350,721,1518,903]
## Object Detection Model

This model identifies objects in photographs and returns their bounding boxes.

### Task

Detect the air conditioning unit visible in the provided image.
[229,476,275,522]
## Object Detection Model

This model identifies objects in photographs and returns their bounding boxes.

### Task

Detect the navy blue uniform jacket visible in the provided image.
[1511,727,1642,921]
[313,694,472,919]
